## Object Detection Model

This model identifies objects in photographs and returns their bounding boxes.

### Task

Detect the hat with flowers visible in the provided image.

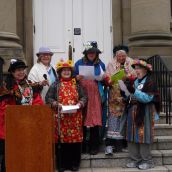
[56,59,74,72]
[131,59,152,71]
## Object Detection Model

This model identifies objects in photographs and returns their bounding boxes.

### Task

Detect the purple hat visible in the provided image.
[36,47,54,57]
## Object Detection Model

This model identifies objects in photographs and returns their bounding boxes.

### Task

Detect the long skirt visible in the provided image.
[106,114,127,151]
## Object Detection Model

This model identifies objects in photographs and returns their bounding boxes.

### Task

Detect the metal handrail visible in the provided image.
[147,55,172,124]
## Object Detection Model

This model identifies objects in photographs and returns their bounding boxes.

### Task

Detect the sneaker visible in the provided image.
[126,161,138,168]
[138,162,154,170]
[105,146,113,155]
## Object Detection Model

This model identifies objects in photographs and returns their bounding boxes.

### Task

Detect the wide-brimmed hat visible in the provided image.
[83,41,101,55]
[36,47,54,57]
[132,59,152,71]
[8,59,28,72]
[56,59,74,72]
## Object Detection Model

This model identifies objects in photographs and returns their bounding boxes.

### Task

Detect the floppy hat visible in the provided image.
[132,59,152,71]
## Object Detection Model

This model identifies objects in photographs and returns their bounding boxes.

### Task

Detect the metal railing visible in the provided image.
[147,55,172,124]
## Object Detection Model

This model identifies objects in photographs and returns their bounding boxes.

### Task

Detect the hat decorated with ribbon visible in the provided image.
[8,59,28,72]
[56,59,74,72]
[83,41,101,55]
[132,59,152,71]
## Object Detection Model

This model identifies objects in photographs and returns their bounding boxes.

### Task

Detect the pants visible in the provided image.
[55,142,81,170]
[128,142,152,163]
[82,126,100,152]
[0,139,5,172]
[105,138,127,152]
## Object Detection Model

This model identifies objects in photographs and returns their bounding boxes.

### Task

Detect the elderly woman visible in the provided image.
[125,59,160,170]
[45,60,87,172]
[105,46,136,155]
[28,47,57,102]
[0,59,44,172]
[74,41,106,155]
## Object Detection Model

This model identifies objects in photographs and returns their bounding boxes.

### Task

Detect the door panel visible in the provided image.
[73,0,112,65]
[33,0,112,66]
[33,0,73,66]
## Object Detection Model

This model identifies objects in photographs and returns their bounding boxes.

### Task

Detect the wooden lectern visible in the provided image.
[5,105,54,172]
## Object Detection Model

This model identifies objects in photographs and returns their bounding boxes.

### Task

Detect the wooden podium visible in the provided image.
[5,105,54,172]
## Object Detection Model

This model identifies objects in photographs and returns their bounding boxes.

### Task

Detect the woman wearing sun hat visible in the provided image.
[28,47,57,102]
[45,59,87,172]
[124,59,161,170]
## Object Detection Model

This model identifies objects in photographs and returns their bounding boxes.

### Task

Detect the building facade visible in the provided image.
[1,0,172,72]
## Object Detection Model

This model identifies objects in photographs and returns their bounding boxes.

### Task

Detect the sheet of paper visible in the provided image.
[118,80,130,96]
[79,66,95,80]
[61,105,80,114]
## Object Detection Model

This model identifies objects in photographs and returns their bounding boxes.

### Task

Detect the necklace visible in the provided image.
[17,79,33,105]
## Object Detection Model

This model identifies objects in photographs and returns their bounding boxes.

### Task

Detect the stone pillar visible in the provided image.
[0,0,24,74]
[112,0,123,46]
[129,0,172,60]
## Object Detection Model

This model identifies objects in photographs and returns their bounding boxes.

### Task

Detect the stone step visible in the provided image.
[99,136,172,152]
[80,150,162,168]
[153,136,172,150]
[80,150,172,168]
[76,166,169,172]
[155,124,172,136]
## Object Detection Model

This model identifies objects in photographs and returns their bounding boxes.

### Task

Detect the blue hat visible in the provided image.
[36,47,54,57]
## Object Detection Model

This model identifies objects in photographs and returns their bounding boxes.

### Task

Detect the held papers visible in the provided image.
[79,65,104,80]
[61,105,80,113]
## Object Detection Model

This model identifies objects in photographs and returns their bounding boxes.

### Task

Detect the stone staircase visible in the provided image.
[77,112,172,172]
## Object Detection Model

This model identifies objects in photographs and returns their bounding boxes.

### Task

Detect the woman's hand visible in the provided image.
[76,75,84,81]
[76,102,83,109]
[51,101,58,108]
[39,80,49,86]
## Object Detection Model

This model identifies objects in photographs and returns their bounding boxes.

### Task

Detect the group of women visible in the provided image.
[0,42,160,171]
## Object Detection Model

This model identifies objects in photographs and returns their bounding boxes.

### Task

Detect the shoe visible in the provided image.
[71,166,79,171]
[105,146,113,155]
[90,148,99,155]
[126,161,138,168]
[138,162,154,170]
